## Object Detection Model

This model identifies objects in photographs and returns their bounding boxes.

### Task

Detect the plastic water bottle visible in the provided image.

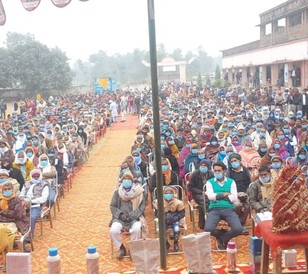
[47,247,61,274]
[226,241,237,272]
[86,246,99,274]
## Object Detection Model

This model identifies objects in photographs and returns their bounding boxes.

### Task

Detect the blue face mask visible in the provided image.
[161,145,166,150]
[211,141,218,146]
[220,151,227,156]
[186,144,191,148]
[3,189,13,197]
[272,162,282,169]
[299,154,306,160]
[199,167,208,173]
[133,156,141,163]
[26,152,33,158]
[260,148,267,153]
[214,173,224,180]
[176,134,182,139]
[121,168,129,174]
[277,135,284,140]
[191,149,198,154]
[0,178,7,184]
[163,193,174,201]
[269,153,276,158]
[48,153,55,158]
[283,129,289,134]
[165,132,171,137]
[259,176,270,183]
[40,160,48,167]
[231,161,240,169]
[274,144,281,149]
[122,179,133,189]
[198,154,205,160]
[162,165,169,172]
[259,133,266,138]
[136,147,142,152]
[168,140,174,145]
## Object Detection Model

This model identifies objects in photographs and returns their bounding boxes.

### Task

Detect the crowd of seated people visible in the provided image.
[0,92,113,269]
[110,83,308,254]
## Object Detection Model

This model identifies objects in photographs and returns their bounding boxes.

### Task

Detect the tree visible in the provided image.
[2,32,72,92]
[214,64,222,87]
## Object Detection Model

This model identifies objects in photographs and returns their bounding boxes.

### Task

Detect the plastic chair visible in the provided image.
[185,172,199,231]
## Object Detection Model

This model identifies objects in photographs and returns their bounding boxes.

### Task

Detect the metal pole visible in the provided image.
[147,0,167,269]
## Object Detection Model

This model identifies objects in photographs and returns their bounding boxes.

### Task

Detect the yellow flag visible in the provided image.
[97,78,109,89]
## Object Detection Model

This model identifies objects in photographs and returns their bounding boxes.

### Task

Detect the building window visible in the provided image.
[289,12,302,26]
[278,18,286,30]
[265,23,272,35]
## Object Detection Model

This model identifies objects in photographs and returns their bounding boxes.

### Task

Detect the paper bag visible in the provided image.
[182,232,213,273]
[128,238,160,274]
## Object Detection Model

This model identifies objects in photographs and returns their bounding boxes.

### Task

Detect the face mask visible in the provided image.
[26,152,33,158]
[32,178,40,184]
[18,157,24,162]
[199,167,208,173]
[269,153,276,157]
[260,148,267,153]
[136,147,142,152]
[303,125,308,129]
[3,189,13,197]
[299,154,306,160]
[259,133,266,138]
[218,119,223,124]
[168,140,174,145]
[198,154,205,160]
[176,134,182,139]
[283,129,289,134]
[274,144,280,149]
[165,132,171,137]
[46,134,52,139]
[40,160,48,167]
[120,168,129,174]
[191,149,198,154]
[211,141,218,146]
[162,165,169,172]
[161,145,166,150]
[272,162,281,169]
[231,131,237,136]
[0,178,7,184]
[245,146,252,150]
[214,172,224,180]
[259,176,270,183]
[32,140,38,146]
[48,153,55,158]
[220,151,227,156]
[231,161,240,169]
[186,144,191,148]
[122,179,132,189]
[133,156,141,163]
[163,193,174,201]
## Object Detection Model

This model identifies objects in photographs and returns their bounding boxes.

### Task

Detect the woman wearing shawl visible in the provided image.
[205,136,220,159]
[260,147,277,167]
[217,131,228,146]
[184,143,200,174]
[230,135,243,152]
[272,138,289,160]
[109,173,147,259]
[12,151,34,182]
[270,155,284,185]
[165,136,179,159]
[178,139,193,179]
[0,182,30,265]
[239,141,261,168]
[25,147,38,167]
[292,147,308,167]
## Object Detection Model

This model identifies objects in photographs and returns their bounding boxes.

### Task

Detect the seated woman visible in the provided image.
[291,147,308,167]
[109,173,147,259]
[12,151,34,182]
[239,141,261,169]
[0,182,30,269]
[154,186,185,253]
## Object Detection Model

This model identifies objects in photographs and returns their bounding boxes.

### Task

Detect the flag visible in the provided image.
[51,0,72,8]
[20,0,41,11]
[0,0,6,26]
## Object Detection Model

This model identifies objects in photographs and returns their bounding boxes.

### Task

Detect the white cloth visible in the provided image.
[110,221,142,248]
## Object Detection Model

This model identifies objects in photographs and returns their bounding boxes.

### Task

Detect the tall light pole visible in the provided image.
[147,0,167,269]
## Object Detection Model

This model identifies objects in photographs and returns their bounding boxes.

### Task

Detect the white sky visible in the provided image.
[0,0,286,63]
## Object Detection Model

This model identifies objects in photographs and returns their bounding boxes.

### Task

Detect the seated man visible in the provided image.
[248,165,273,213]
[19,169,49,237]
[109,173,146,259]
[154,186,185,253]
[0,182,30,268]
[205,162,243,250]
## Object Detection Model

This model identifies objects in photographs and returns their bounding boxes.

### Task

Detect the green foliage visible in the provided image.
[1,32,72,92]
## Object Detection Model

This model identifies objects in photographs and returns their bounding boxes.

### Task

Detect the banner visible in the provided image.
[0,0,5,26]
[21,0,41,12]
[51,0,72,8]
[97,78,109,89]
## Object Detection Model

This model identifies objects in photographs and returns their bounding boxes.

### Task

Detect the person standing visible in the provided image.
[301,88,308,120]
[109,100,118,123]
[204,162,242,250]
[0,100,7,119]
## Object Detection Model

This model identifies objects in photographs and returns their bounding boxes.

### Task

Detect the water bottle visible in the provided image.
[86,246,99,274]
[226,241,237,272]
[47,247,61,274]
